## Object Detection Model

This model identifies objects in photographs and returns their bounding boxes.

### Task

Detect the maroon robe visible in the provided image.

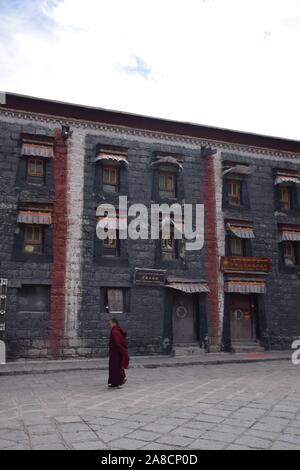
[108,326,129,386]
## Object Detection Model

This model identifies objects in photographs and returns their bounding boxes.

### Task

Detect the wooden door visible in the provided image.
[173,293,196,343]
[230,294,253,341]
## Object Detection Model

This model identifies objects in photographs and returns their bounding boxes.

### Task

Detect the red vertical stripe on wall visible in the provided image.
[50,129,68,358]
[204,154,220,347]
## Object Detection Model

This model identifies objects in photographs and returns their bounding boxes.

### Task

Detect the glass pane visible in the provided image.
[103,168,110,183]
[159,175,165,190]
[36,160,43,176]
[25,227,33,242]
[28,160,36,175]
[167,175,174,190]
[34,227,41,241]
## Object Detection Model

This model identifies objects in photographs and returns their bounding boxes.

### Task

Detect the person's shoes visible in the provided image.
[108,384,118,388]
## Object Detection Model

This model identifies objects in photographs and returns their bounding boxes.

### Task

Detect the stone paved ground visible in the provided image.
[0,360,300,450]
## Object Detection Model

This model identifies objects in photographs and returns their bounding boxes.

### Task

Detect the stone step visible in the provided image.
[232,342,264,354]
[173,345,206,357]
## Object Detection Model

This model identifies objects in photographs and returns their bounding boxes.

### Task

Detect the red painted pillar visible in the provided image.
[49,129,68,358]
[203,154,220,349]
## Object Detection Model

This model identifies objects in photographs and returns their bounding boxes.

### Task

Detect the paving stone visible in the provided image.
[55,415,83,424]
[170,427,203,439]
[72,440,108,450]
[110,438,147,450]
[195,414,225,424]
[142,423,177,434]
[271,441,300,450]
[189,439,227,450]
[127,430,159,442]
[61,431,98,443]
[155,434,194,448]
[57,423,91,433]
[31,443,68,450]
[234,435,272,450]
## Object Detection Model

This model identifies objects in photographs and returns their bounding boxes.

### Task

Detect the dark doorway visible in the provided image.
[229,294,253,341]
[172,292,197,344]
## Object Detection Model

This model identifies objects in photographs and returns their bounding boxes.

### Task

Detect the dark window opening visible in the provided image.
[26,157,45,185]
[226,236,247,257]
[161,226,178,261]
[159,171,176,198]
[100,288,130,314]
[103,164,119,193]
[102,230,120,257]
[17,285,50,312]
[282,241,298,267]
[228,179,241,206]
[278,186,292,211]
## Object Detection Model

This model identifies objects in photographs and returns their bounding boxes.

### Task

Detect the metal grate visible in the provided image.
[0,279,8,332]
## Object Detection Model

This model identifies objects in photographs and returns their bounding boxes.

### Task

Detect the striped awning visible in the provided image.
[274,175,300,186]
[223,164,255,176]
[279,227,300,242]
[21,143,53,159]
[167,281,210,294]
[17,211,52,225]
[150,156,183,169]
[225,280,266,294]
[226,223,255,239]
[95,152,128,164]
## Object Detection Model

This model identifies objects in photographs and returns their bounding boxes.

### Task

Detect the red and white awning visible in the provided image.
[225,280,266,294]
[274,174,300,186]
[150,156,183,169]
[226,223,255,239]
[95,152,128,164]
[21,143,53,159]
[167,282,210,294]
[223,164,255,176]
[17,211,52,225]
[279,227,300,242]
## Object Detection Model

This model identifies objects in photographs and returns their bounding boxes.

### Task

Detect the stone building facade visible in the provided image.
[0,93,300,360]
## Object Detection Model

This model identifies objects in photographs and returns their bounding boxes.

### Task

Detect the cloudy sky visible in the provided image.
[0,0,299,140]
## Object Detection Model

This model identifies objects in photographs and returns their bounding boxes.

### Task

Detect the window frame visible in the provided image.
[23,225,44,254]
[230,237,245,256]
[159,170,177,199]
[227,179,241,206]
[282,241,298,266]
[102,164,119,193]
[102,230,120,257]
[26,157,45,178]
[278,185,292,211]
[101,287,130,314]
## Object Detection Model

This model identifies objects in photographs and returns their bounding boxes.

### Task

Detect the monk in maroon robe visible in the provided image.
[108,319,129,388]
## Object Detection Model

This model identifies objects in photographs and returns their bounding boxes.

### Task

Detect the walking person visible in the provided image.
[108,319,129,388]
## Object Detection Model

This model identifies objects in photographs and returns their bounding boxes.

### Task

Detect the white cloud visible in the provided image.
[0,0,299,140]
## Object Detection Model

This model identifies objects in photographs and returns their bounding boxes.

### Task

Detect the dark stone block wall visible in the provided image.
[222,151,300,350]
[79,133,207,356]
[0,121,54,359]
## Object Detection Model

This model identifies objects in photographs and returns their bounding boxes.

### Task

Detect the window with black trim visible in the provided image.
[159,171,176,199]
[279,186,292,210]
[17,285,50,313]
[103,164,119,193]
[27,157,45,179]
[100,287,130,314]
[282,241,298,267]
[227,179,241,206]
[225,235,248,257]
[160,222,179,261]
[102,232,120,257]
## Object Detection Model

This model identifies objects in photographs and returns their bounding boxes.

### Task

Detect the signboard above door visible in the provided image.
[134,268,167,286]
